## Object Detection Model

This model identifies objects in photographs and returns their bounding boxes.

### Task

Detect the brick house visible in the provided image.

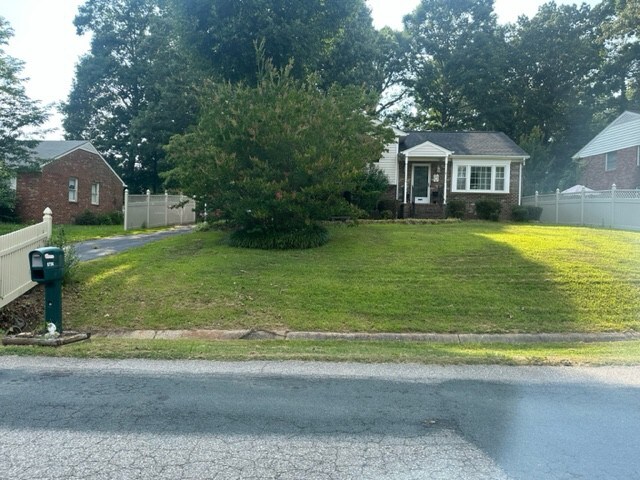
[12,141,126,224]
[376,130,529,219]
[573,111,640,191]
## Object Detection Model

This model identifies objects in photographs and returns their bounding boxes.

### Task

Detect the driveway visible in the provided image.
[74,225,194,261]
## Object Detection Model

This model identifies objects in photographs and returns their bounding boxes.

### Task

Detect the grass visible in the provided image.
[2,338,640,366]
[62,222,640,334]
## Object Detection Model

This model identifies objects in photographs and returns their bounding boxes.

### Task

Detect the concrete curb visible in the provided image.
[92,329,640,344]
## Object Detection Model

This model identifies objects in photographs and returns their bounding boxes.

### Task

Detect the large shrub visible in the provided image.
[446,199,466,219]
[165,58,392,249]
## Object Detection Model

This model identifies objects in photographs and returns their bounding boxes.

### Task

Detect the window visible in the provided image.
[456,166,466,190]
[637,146,639,167]
[606,151,617,171]
[91,183,100,205]
[452,161,510,193]
[470,166,492,190]
[68,177,78,202]
[494,167,505,191]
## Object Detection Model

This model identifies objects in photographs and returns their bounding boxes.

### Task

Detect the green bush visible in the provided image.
[511,205,529,222]
[446,199,466,219]
[74,209,123,225]
[526,206,543,221]
[229,224,329,250]
[475,199,502,221]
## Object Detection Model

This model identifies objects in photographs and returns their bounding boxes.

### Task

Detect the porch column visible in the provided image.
[403,155,409,204]
[519,163,523,205]
[443,154,449,205]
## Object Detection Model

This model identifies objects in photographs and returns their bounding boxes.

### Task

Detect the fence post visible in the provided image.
[165,191,169,227]
[146,189,151,228]
[580,186,585,226]
[43,207,53,240]
[535,191,539,208]
[611,184,616,228]
[555,188,560,224]
[123,189,129,231]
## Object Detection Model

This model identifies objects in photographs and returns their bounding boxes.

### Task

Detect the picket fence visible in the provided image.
[522,185,640,231]
[0,208,53,309]
[124,189,196,230]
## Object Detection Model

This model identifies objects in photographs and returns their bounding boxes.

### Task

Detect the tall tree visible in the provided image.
[62,0,197,193]
[509,2,604,192]
[402,0,511,132]
[169,0,381,90]
[0,17,47,217]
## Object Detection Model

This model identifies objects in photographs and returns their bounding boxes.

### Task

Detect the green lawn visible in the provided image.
[64,222,640,334]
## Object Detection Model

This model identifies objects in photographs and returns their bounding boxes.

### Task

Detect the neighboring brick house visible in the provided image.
[573,111,640,191]
[375,130,529,219]
[12,141,126,224]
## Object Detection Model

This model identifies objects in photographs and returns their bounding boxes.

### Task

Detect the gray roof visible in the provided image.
[401,132,529,157]
[31,141,90,160]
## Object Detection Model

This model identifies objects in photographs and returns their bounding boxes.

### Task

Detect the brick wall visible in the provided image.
[578,146,640,190]
[16,149,124,224]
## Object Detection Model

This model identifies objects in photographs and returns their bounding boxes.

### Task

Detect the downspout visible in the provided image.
[443,154,449,205]
[403,154,409,204]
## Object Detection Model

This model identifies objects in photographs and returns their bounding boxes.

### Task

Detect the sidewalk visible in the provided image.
[93,328,640,344]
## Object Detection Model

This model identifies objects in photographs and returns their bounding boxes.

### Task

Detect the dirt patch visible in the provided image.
[0,285,45,334]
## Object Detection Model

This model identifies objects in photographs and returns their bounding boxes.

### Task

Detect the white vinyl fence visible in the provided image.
[0,208,53,308]
[124,189,196,230]
[522,185,640,231]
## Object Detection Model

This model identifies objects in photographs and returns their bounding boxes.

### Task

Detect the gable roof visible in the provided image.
[14,140,126,187]
[573,111,640,159]
[31,140,93,160]
[400,131,529,157]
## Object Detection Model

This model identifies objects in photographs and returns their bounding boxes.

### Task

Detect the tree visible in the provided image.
[0,17,47,217]
[402,0,511,131]
[169,0,381,90]
[63,0,198,193]
[165,59,392,249]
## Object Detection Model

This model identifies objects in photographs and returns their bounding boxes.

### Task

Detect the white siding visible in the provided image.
[404,141,452,158]
[574,111,640,159]
[377,139,399,185]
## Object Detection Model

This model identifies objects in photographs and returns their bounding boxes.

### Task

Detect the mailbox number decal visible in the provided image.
[44,254,55,260]
[47,262,55,267]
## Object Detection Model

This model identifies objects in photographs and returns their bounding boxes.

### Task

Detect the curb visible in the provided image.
[92,329,640,344]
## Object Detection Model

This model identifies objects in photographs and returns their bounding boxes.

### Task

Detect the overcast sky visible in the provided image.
[0,0,599,139]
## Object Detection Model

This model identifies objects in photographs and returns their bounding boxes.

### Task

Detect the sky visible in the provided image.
[0,0,600,140]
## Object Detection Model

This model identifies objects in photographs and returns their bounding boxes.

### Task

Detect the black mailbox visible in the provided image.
[29,247,65,283]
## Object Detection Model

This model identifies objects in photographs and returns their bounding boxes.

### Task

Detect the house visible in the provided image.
[376,129,529,219]
[573,111,640,191]
[11,141,126,224]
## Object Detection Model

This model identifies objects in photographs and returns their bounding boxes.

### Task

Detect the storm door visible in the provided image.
[411,164,430,204]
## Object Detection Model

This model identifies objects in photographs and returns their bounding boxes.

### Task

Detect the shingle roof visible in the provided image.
[31,141,90,161]
[401,131,529,157]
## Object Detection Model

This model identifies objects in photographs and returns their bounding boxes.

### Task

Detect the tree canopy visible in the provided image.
[0,17,47,217]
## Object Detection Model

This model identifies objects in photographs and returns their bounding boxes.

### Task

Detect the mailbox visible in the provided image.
[28,247,65,333]
[29,247,64,283]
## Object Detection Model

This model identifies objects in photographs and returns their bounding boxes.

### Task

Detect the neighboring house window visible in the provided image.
[9,176,16,191]
[606,151,617,171]
[68,177,78,202]
[91,183,100,205]
[452,161,511,193]
[637,146,639,167]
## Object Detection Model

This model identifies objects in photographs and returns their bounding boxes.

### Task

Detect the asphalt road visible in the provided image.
[74,226,194,261]
[1,358,639,480]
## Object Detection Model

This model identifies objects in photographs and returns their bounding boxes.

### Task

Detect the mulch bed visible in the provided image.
[0,285,45,334]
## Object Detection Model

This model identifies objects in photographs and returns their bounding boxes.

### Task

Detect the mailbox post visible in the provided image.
[28,247,65,333]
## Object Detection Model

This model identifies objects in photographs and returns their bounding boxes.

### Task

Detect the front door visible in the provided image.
[411,164,430,204]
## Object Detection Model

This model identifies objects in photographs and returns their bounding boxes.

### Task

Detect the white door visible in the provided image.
[411,164,430,204]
